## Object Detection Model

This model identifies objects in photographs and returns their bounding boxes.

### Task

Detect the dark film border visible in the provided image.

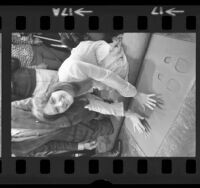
[0,5,198,184]
[4,15,197,32]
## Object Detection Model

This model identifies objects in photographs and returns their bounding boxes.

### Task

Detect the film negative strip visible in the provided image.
[0,3,199,184]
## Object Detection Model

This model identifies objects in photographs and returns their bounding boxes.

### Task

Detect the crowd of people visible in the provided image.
[11,33,160,157]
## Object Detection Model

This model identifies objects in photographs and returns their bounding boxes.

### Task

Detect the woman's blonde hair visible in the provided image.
[32,92,72,127]
[31,80,93,122]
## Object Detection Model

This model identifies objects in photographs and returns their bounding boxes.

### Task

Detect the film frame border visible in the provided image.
[0,5,198,184]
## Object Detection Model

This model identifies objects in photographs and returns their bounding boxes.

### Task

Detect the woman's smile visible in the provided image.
[44,90,74,115]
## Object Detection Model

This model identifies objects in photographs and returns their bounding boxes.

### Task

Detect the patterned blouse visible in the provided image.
[11,34,34,67]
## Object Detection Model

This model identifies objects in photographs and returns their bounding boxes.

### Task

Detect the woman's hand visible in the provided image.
[135,92,157,111]
[125,111,146,134]
[78,141,97,150]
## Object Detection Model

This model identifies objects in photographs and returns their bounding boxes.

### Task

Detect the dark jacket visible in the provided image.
[11,67,36,101]
[26,118,112,157]
[12,97,113,156]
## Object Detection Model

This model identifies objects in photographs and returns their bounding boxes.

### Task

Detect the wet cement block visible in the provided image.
[123,34,196,156]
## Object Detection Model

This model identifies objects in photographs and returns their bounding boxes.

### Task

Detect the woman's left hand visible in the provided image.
[125,111,146,134]
[135,92,157,111]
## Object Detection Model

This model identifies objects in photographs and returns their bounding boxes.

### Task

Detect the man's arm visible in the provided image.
[85,94,125,117]
[78,61,138,97]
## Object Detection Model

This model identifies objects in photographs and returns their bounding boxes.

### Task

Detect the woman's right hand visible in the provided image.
[125,110,146,134]
[134,92,157,111]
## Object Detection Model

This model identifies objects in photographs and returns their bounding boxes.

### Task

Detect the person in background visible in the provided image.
[11,57,58,101]
[12,33,70,70]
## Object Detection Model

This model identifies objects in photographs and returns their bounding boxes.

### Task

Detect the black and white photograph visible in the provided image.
[11,32,196,157]
[0,33,1,157]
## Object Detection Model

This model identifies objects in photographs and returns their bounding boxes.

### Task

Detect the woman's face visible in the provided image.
[43,90,74,115]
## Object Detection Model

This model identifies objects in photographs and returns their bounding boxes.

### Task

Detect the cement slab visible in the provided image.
[123,34,196,156]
